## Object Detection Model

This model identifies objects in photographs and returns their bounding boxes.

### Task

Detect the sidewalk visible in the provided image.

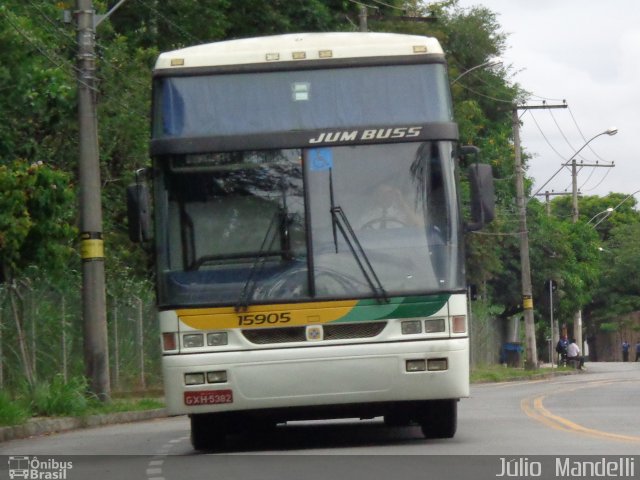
[0,408,167,443]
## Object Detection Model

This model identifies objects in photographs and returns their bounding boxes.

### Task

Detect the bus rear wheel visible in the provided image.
[190,414,227,451]
[418,399,457,439]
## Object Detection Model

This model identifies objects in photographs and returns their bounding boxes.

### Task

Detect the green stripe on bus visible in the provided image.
[334,294,450,322]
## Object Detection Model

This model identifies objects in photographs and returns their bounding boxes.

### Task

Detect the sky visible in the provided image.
[455,0,640,207]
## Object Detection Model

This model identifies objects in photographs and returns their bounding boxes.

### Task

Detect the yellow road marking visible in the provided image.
[521,380,640,443]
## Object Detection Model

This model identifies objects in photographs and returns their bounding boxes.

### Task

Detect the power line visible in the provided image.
[457,83,514,104]
[526,109,568,161]
[347,0,380,10]
[525,93,566,103]
[580,167,613,192]
[548,108,583,159]
[0,7,97,92]
[369,0,404,10]
[133,0,205,45]
[567,106,612,164]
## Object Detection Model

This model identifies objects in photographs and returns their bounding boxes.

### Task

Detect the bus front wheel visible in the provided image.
[190,413,227,451]
[418,399,457,439]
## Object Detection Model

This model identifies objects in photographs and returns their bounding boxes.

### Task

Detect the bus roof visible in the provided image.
[154,32,444,71]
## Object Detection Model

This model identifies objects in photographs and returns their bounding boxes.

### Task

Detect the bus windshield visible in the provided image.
[155,141,463,308]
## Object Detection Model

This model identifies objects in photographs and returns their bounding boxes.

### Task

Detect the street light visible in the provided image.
[451,56,502,84]
[590,189,640,228]
[530,127,618,200]
[571,127,618,223]
[587,207,614,226]
[569,127,618,359]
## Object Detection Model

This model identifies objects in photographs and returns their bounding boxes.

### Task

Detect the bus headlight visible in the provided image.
[424,318,445,333]
[207,332,228,346]
[184,372,205,385]
[207,371,228,383]
[401,320,422,335]
[406,359,426,372]
[427,358,448,371]
[183,333,204,348]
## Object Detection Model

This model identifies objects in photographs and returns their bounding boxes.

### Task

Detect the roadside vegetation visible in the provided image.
[470,365,576,384]
[0,365,576,428]
[0,375,164,427]
[1,0,639,412]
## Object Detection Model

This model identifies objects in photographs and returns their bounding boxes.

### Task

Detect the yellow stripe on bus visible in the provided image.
[176,300,359,330]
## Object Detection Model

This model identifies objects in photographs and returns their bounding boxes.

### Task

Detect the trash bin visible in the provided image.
[502,342,523,367]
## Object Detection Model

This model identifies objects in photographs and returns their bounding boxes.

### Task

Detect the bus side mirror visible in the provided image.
[467,163,495,231]
[127,176,152,243]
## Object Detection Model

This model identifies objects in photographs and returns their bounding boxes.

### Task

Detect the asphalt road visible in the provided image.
[1,362,638,480]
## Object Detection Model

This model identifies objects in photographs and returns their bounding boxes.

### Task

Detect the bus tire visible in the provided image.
[383,412,412,427]
[418,399,457,439]
[190,414,226,451]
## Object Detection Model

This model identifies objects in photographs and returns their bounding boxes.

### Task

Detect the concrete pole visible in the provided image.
[513,108,538,369]
[570,158,582,352]
[76,0,110,401]
[359,6,368,32]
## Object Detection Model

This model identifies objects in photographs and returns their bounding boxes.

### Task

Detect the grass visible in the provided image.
[0,391,31,427]
[1,366,571,428]
[85,397,164,415]
[471,364,575,383]
[0,375,165,427]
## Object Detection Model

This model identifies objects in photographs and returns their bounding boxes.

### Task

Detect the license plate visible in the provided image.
[184,389,233,406]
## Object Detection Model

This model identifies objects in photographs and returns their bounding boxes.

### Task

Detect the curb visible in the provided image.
[0,408,168,443]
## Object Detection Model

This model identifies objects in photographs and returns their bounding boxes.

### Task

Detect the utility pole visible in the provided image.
[569,157,615,353]
[535,190,570,356]
[358,5,368,32]
[535,191,573,216]
[76,0,110,401]
[512,103,567,369]
[354,5,436,32]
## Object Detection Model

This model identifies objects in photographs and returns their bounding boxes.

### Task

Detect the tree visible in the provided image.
[0,160,75,385]
[589,222,640,322]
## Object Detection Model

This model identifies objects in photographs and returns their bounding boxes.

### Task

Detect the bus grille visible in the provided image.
[241,322,387,344]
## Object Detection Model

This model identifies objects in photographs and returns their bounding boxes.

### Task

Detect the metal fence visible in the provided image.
[0,281,160,394]
[469,303,503,367]
[0,280,510,393]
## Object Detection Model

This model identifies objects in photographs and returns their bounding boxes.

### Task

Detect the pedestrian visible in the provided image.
[635,340,640,362]
[622,341,630,362]
[567,338,585,369]
[555,335,569,366]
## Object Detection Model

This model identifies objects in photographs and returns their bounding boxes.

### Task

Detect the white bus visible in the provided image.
[129,32,494,450]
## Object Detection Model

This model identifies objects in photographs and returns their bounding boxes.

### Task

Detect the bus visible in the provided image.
[128,32,495,451]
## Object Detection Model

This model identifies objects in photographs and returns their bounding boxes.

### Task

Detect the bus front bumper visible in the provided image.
[162,338,469,416]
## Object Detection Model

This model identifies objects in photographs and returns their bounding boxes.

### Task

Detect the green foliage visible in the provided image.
[599,322,619,333]
[590,222,640,321]
[0,161,76,280]
[470,365,564,383]
[28,375,90,417]
[0,391,31,426]
[0,0,638,387]
[86,397,164,415]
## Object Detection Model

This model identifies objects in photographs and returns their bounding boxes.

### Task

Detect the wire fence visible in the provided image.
[0,278,512,395]
[469,304,503,367]
[0,281,160,394]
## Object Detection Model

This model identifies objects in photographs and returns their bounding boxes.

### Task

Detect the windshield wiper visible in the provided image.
[330,205,389,304]
[234,209,282,312]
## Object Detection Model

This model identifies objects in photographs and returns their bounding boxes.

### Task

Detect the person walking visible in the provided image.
[622,341,630,362]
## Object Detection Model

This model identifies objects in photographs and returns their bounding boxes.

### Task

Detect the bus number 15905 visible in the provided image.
[237,312,291,326]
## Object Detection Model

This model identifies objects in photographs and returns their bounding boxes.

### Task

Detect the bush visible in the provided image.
[0,391,30,426]
[29,375,90,417]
